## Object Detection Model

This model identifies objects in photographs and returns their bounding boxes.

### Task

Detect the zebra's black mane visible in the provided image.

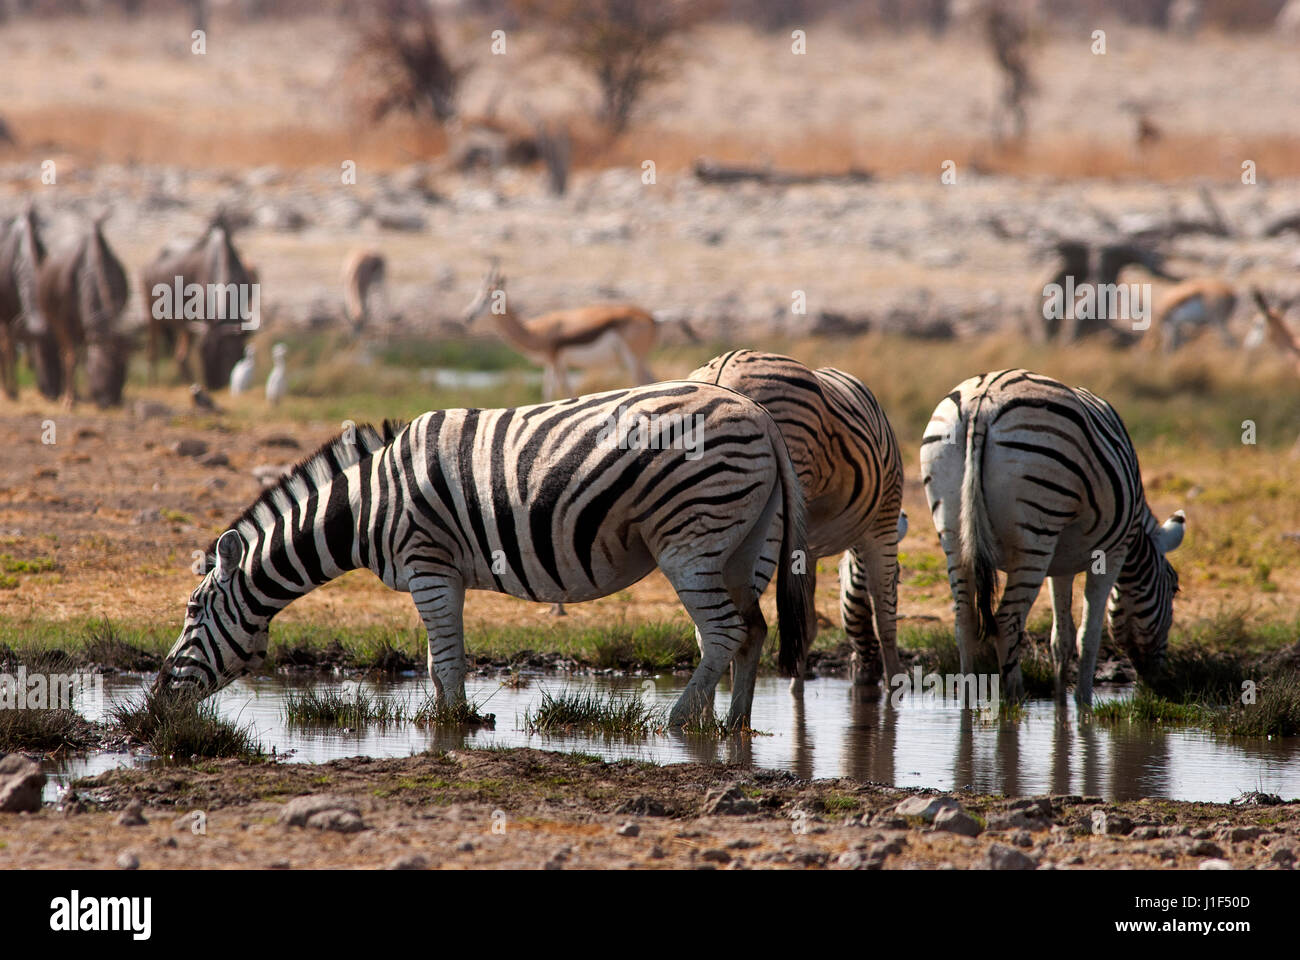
[203,418,406,560]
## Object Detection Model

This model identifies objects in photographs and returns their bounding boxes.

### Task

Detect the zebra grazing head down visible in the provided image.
[156,423,396,695]
[1108,510,1183,679]
[921,369,1186,706]
[156,384,813,730]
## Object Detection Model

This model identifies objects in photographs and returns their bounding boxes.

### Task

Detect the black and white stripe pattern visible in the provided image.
[690,350,906,687]
[920,369,1185,705]
[158,382,814,728]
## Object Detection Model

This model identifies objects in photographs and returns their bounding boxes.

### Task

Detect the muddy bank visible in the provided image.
[1,748,1295,870]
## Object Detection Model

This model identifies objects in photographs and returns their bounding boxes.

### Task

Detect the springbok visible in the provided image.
[342,250,389,331]
[141,209,256,389]
[0,204,60,401]
[36,215,130,408]
[1149,278,1236,352]
[1249,289,1300,372]
[462,262,656,400]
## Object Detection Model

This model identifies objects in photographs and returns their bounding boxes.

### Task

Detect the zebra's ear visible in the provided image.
[1156,510,1185,554]
[214,530,245,581]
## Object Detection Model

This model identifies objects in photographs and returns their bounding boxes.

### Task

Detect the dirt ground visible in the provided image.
[1,747,1295,870]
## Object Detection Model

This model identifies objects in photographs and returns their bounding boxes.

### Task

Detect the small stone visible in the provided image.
[616,821,641,837]
[388,854,429,870]
[0,754,45,812]
[701,785,758,816]
[1198,858,1233,871]
[278,794,365,833]
[117,800,148,827]
[116,851,140,870]
[198,451,230,469]
[171,438,209,458]
[1091,809,1133,836]
[985,843,1037,870]
[1189,839,1225,858]
[455,841,475,853]
[1225,826,1263,843]
[1131,826,1162,840]
[933,807,983,837]
[700,848,731,864]
[615,795,669,817]
[1270,846,1295,868]
[1012,830,1034,848]
[894,794,960,823]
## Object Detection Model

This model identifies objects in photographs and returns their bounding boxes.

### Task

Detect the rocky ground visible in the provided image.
[0,747,1295,870]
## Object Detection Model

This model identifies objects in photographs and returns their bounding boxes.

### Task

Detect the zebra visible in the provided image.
[155,382,814,729]
[688,350,906,688]
[920,369,1185,706]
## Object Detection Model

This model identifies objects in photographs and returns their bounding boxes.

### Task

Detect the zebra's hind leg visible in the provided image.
[840,547,881,686]
[1075,560,1122,708]
[409,574,468,708]
[661,566,754,728]
[939,527,980,675]
[723,601,768,731]
[1048,575,1076,701]
[991,558,1052,702]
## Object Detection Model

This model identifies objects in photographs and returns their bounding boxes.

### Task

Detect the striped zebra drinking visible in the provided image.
[155,383,814,728]
[920,369,1185,706]
[688,350,906,688]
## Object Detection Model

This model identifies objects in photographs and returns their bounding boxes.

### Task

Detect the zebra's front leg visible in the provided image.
[409,574,468,708]
[1075,560,1122,708]
[1048,574,1076,701]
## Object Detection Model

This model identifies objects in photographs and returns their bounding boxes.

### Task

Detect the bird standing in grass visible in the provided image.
[265,342,287,406]
[229,343,256,395]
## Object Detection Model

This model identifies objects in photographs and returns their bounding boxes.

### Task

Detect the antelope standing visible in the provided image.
[462,262,656,400]
[1248,289,1300,370]
[141,209,256,389]
[342,250,389,331]
[36,215,131,408]
[1149,278,1236,352]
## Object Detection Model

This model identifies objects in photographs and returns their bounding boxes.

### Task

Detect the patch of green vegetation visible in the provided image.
[0,554,57,574]
[411,695,495,727]
[282,687,410,726]
[110,691,262,760]
[159,509,194,525]
[0,575,18,590]
[0,706,96,752]
[523,688,665,736]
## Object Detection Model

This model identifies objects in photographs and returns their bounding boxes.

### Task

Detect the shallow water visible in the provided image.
[42,672,1300,804]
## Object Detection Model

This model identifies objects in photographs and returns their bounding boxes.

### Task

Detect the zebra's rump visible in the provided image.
[688,349,903,556]
[923,368,1148,571]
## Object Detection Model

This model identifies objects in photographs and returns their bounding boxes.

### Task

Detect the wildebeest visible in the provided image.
[141,209,256,389]
[36,214,131,408]
[0,204,62,400]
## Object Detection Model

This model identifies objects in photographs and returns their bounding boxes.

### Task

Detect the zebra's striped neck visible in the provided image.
[206,422,400,618]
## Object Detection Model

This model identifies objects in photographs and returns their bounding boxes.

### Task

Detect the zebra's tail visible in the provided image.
[959,392,999,643]
[773,424,814,677]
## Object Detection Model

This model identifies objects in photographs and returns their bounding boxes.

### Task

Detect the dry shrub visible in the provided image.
[354,0,468,126]
[516,0,710,136]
